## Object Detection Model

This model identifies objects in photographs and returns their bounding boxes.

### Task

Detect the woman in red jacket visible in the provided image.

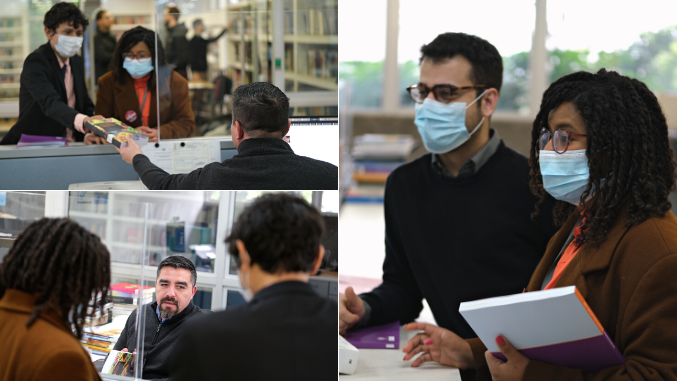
[401,69,677,381]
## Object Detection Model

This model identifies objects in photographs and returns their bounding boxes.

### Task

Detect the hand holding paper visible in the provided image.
[485,335,530,381]
[402,322,473,369]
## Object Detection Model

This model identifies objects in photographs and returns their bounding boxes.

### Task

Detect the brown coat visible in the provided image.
[95,69,196,139]
[468,208,677,381]
[0,289,101,381]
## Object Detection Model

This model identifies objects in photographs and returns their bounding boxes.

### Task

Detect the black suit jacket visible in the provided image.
[171,281,337,381]
[0,43,94,145]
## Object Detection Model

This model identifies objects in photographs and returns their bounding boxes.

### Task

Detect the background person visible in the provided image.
[0,2,104,145]
[0,218,111,381]
[339,33,557,381]
[93,10,115,85]
[115,82,338,190]
[402,69,677,381]
[163,6,189,79]
[189,19,227,82]
[113,255,204,381]
[171,193,336,381]
[89,26,195,144]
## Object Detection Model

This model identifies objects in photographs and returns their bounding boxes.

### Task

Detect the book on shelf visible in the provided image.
[85,118,149,148]
[102,350,136,376]
[345,184,385,203]
[351,134,417,160]
[109,283,155,299]
[107,295,152,306]
[459,286,625,373]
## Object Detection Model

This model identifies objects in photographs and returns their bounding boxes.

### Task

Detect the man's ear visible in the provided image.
[311,245,325,275]
[236,239,251,271]
[283,119,291,136]
[232,120,246,140]
[191,285,197,299]
[481,88,499,118]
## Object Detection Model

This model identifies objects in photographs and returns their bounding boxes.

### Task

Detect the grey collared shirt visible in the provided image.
[431,128,501,178]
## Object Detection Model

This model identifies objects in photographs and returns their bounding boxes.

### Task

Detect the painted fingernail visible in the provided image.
[424,339,433,345]
[495,335,505,345]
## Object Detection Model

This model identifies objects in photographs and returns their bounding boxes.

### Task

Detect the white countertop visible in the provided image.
[340,328,461,380]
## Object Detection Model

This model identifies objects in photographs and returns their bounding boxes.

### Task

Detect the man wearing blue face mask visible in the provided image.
[0,3,104,145]
[339,33,559,381]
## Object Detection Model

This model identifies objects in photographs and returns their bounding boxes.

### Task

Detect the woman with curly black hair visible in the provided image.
[402,69,677,381]
[0,218,111,381]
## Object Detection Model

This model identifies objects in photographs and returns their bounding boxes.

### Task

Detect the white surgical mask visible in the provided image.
[53,34,83,58]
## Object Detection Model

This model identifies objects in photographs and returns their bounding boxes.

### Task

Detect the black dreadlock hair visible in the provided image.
[0,218,111,339]
[529,69,677,246]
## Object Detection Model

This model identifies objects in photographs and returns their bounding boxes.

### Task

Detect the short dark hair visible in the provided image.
[420,32,503,94]
[193,19,203,29]
[232,82,290,135]
[529,69,677,246]
[109,26,166,88]
[166,6,181,21]
[157,255,197,287]
[44,2,89,33]
[0,218,110,340]
[225,194,325,274]
[96,10,107,21]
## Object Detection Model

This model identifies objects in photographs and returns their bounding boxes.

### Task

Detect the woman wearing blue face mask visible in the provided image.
[87,26,195,145]
[402,69,677,381]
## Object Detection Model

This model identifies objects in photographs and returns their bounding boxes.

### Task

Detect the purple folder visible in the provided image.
[344,321,400,349]
[491,330,625,373]
[16,134,68,147]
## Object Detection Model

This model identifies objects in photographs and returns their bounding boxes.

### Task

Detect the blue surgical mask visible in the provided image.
[123,58,153,78]
[539,149,590,205]
[414,90,487,154]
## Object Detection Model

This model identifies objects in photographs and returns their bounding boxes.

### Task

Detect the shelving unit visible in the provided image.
[225,2,271,88]
[110,13,154,41]
[0,10,29,108]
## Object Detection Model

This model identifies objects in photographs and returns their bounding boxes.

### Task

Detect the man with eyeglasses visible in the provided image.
[339,32,558,380]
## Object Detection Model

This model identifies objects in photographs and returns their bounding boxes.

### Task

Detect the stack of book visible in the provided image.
[108,283,155,318]
[81,332,115,357]
[346,134,416,203]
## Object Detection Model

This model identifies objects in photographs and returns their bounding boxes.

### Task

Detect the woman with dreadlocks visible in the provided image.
[401,69,677,381]
[0,218,111,381]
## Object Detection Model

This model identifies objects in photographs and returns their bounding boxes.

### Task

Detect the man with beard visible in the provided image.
[113,255,203,381]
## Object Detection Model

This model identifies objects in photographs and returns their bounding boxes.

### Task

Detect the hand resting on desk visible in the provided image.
[402,322,473,369]
[339,286,365,335]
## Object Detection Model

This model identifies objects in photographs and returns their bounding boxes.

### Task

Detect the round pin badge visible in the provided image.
[125,110,137,123]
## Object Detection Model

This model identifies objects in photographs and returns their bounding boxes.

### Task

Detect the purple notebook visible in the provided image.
[16,134,68,147]
[344,321,400,349]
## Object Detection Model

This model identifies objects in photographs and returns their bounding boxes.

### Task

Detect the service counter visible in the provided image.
[0,139,237,190]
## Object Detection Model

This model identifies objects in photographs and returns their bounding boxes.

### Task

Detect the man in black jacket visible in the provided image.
[171,193,336,381]
[93,10,116,84]
[116,82,338,190]
[163,6,189,79]
[113,255,204,381]
[0,2,103,145]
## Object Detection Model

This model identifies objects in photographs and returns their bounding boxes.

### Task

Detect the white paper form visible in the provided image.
[141,139,222,174]
[141,143,173,173]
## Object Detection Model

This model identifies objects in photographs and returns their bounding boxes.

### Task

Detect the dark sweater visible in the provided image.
[360,142,558,339]
[93,29,116,84]
[189,29,226,72]
[113,301,203,381]
[171,281,337,381]
[132,138,338,190]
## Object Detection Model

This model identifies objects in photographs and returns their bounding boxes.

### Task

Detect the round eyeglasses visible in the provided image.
[538,128,587,154]
[406,83,486,104]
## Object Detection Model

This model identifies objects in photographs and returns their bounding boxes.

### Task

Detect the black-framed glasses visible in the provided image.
[406,83,486,104]
[122,52,152,63]
[538,128,587,154]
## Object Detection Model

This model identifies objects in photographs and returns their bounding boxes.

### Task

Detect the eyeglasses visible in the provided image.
[122,53,151,63]
[538,128,587,154]
[406,83,486,104]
